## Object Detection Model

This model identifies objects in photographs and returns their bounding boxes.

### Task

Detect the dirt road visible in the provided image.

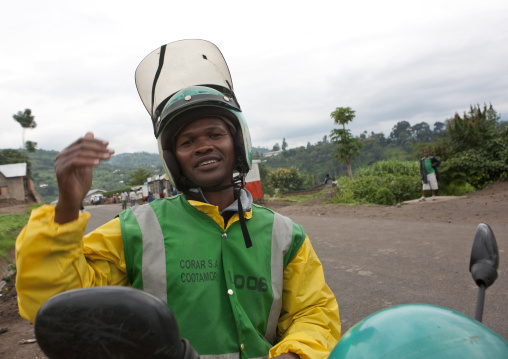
[1,182,507,357]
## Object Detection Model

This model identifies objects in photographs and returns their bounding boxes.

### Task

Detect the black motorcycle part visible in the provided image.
[34,286,199,359]
[469,223,499,288]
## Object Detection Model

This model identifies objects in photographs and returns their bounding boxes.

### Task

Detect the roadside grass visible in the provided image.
[0,205,41,260]
[262,190,341,207]
[264,191,324,205]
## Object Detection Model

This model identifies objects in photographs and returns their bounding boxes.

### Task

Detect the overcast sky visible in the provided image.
[2,1,507,155]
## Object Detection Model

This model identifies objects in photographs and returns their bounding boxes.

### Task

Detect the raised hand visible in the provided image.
[54,132,114,224]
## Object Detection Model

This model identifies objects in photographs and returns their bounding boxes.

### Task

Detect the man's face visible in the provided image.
[173,117,235,189]
[423,149,429,157]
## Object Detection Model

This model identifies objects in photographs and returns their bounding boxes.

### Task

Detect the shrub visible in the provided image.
[351,174,420,204]
[439,182,476,196]
[438,104,508,189]
[374,187,397,205]
[332,160,422,205]
[355,159,419,177]
[441,148,508,189]
[269,167,304,192]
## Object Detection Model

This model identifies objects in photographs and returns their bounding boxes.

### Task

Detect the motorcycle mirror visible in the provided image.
[35,286,199,359]
[469,223,499,288]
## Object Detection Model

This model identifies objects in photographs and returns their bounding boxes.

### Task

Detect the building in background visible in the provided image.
[0,163,43,203]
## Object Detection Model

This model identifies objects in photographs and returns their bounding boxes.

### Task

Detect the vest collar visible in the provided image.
[220,188,252,215]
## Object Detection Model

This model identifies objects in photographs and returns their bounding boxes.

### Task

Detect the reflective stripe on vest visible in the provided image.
[132,205,294,347]
[265,212,294,344]
[131,205,167,303]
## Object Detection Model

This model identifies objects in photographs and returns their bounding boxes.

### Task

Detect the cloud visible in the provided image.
[1,0,507,154]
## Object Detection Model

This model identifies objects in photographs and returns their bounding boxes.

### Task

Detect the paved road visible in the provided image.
[84,204,508,340]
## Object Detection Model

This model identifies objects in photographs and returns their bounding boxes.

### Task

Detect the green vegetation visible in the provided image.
[128,168,153,186]
[0,205,41,259]
[109,152,162,167]
[330,159,477,206]
[330,107,363,180]
[354,159,419,177]
[436,104,508,189]
[0,149,29,166]
[12,108,37,151]
[0,149,164,203]
[262,104,506,204]
[0,104,502,263]
[268,167,304,192]
[280,193,319,203]
[331,160,421,205]
[1,104,505,206]
[262,140,337,187]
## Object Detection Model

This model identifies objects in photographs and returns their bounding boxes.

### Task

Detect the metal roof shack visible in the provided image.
[0,163,28,202]
[0,163,27,178]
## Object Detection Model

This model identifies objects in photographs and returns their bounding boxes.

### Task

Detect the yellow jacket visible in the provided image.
[16,203,340,359]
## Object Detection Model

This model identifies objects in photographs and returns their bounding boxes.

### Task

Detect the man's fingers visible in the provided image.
[83,132,111,147]
[56,134,114,163]
[54,135,115,185]
[55,153,100,173]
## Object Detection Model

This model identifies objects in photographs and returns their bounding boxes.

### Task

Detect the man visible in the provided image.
[129,188,137,207]
[121,191,128,210]
[15,40,340,359]
[419,148,441,201]
[136,187,143,204]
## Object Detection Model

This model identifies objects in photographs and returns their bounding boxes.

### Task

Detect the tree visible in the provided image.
[438,104,507,188]
[13,109,36,149]
[389,121,412,145]
[357,131,387,165]
[129,168,152,185]
[272,143,281,151]
[25,140,38,153]
[0,149,26,165]
[446,103,498,151]
[269,167,304,192]
[433,122,446,138]
[411,122,432,142]
[329,107,363,180]
[281,138,288,151]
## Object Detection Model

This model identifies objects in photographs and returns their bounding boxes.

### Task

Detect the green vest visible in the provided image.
[119,195,306,359]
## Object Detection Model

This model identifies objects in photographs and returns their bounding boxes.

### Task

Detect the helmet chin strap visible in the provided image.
[232,178,253,248]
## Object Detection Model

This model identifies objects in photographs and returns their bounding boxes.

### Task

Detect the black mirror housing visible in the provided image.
[469,223,499,288]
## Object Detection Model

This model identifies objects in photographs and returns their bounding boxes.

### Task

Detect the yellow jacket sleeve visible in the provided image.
[15,205,129,323]
[269,236,341,359]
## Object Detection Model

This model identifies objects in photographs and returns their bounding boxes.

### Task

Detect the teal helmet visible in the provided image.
[156,85,252,191]
[135,40,252,192]
[329,304,508,358]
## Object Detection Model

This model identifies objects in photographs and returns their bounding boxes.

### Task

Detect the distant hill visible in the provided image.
[109,152,161,167]
[23,150,164,203]
[4,127,417,203]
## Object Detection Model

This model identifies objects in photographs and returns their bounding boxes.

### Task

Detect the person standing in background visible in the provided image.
[129,189,136,207]
[121,191,128,210]
[419,148,441,201]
